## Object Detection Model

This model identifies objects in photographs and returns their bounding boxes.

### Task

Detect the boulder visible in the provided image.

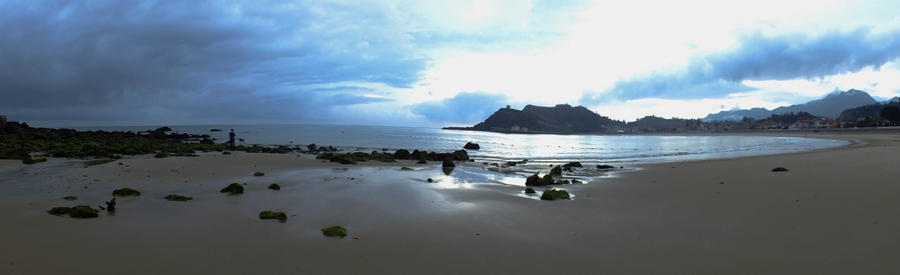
[268,184,281,190]
[220,183,244,194]
[112,188,141,197]
[259,211,287,222]
[321,225,347,238]
[464,142,480,150]
[427,178,434,183]
[541,189,571,201]
[525,188,536,194]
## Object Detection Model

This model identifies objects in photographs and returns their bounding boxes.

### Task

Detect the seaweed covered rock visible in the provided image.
[259,211,287,222]
[220,183,244,194]
[596,164,615,169]
[772,167,789,172]
[321,225,347,238]
[464,142,480,150]
[62,196,77,201]
[525,174,555,186]
[47,207,72,216]
[370,151,396,162]
[268,183,281,190]
[104,198,116,213]
[112,188,141,197]
[525,188,536,194]
[253,171,265,176]
[417,159,427,164]
[48,205,100,218]
[541,189,571,201]
[401,167,413,171]
[164,194,192,201]
[394,149,411,159]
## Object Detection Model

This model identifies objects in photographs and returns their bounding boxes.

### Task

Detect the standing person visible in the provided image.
[229,129,236,150]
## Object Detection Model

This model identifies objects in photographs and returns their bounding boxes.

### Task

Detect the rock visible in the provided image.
[394,149,411,159]
[164,194,192,201]
[562,162,582,171]
[571,179,583,184]
[259,211,287,222]
[596,164,615,169]
[220,183,244,194]
[506,161,517,167]
[442,158,455,168]
[417,159,427,164]
[525,173,555,186]
[321,225,347,238]
[401,167,413,171]
[452,150,469,161]
[210,129,222,132]
[62,196,77,201]
[268,184,281,190]
[464,142,480,150]
[549,165,563,177]
[222,151,231,155]
[47,207,72,216]
[112,188,141,197]
[427,178,434,183]
[525,188,536,194]
[541,189,571,201]
[772,167,789,172]
[253,171,265,176]
[48,205,100,218]
[154,152,169,158]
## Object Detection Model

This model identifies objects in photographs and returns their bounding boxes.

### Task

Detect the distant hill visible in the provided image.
[627,116,700,130]
[703,89,877,121]
[838,101,900,121]
[445,104,623,134]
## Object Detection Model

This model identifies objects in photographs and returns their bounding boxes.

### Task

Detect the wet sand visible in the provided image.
[1,131,900,274]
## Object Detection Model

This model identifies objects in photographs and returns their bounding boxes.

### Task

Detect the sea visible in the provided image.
[75,124,848,170]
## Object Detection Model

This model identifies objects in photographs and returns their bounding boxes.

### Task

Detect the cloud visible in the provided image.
[411,92,508,123]
[581,27,900,104]
[0,0,427,125]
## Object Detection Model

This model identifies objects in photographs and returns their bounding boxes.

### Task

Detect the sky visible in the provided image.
[2,0,900,127]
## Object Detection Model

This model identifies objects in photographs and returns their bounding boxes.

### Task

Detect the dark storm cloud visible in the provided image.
[581,27,900,104]
[0,1,426,125]
[411,92,509,124]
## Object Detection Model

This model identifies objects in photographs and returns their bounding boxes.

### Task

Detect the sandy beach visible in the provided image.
[1,130,899,274]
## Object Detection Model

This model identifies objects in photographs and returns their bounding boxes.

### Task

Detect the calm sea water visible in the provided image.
[76,124,848,168]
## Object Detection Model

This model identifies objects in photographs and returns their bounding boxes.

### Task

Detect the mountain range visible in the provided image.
[702,89,877,121]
